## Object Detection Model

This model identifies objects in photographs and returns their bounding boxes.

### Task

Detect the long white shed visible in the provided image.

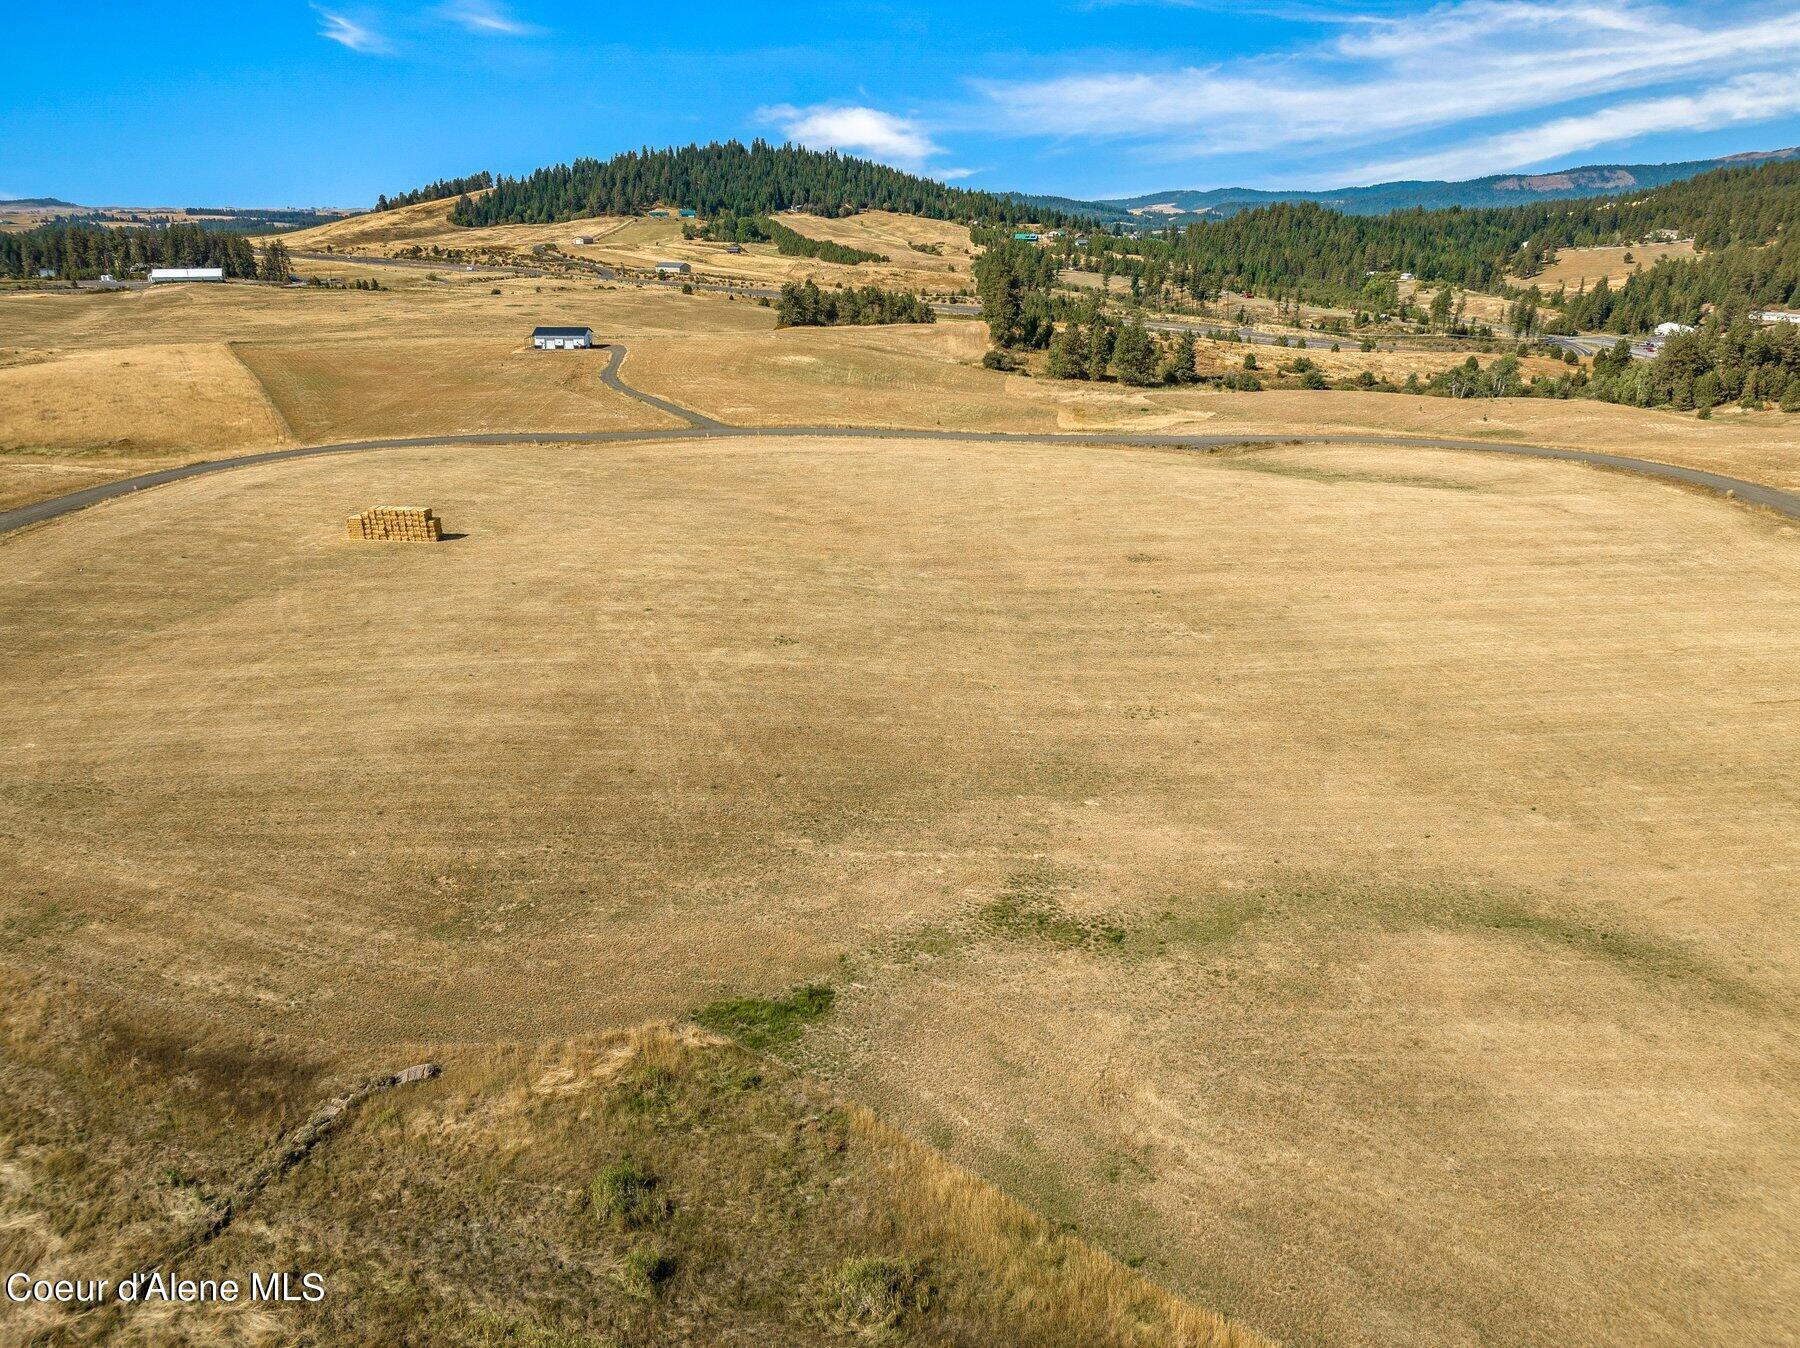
[148,267,225,283]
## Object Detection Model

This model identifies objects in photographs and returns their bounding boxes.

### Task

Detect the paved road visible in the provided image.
[596,342,725,429]
[1544,333,1658,362]
[4,342,1795,541]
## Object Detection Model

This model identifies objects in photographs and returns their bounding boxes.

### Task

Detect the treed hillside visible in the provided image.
[1081,148,1800,221]
[1074,160,1800,328]
[375,170,493,213]
[0,221,257,280]
[452,140,1074,228]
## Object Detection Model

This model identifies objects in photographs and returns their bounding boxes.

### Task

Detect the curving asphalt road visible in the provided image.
[2,342,1796,541]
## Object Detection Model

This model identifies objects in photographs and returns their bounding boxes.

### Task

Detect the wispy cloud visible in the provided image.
[313,6,392,54]
[975,1,1800,180]
[1350,72,1800,182]
[440,1,540,36]
[762,103,945,171]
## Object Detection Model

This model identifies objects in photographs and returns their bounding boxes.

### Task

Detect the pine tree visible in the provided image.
[1113,319,1159,386]
[1161,330,1198,384]
[1047,323,1088,380]
[1085,315,1116,382]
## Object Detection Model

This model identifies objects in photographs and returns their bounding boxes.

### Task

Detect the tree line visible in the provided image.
[375,172,493,212]
[0,222,258,280]
[1058,160,1800,328]
[688,211,886,264]
[1588,321,1800,411]
[774,279,935,327]
[448,141,1081,228]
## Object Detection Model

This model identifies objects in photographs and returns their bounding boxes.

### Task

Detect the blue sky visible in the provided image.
[6,1,1800,206]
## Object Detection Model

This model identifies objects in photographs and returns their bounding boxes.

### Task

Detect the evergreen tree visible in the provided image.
[1429,286,1454,330]
[1084,313,1117,381]
[1113,319,1159,386]
[1161,330,1199,384]
[1046,321,1088,380]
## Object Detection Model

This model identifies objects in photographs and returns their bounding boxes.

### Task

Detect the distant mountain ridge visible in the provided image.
[1012,147,1800,226]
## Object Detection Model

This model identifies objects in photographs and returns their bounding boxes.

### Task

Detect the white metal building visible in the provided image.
[655,260,691,275]
[532,326,594,350]
[148,267,224,283]
[1752,310,1800,325]
[1652,322,1695,337]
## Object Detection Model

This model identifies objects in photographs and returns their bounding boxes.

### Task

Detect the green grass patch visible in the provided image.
[979,869,1126,951]
[1466,901,1751,1000]
[694,983,836,1052]
[1122,897,1266,958]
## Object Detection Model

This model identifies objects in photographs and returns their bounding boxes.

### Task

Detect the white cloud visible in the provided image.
[314,6,392,54]
[440,1,540,36]
[762,104,944,170]
[976,1,1800,177]
[1350,73,1800,182]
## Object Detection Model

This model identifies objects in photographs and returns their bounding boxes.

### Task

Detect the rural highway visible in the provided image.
[3,342,1794,541]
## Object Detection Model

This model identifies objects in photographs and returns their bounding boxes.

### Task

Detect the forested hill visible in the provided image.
[1085,158,1800,324]
[1089,148,1800,221]
[450,141,1083,228]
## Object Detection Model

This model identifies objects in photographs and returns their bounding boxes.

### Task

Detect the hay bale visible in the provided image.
[346,505,445,543]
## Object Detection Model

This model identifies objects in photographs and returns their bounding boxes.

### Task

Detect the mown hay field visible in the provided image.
[276,197,974,293]
[1512,239,1697,290]
[6,281,1800,517]
[2,434,1795,1345]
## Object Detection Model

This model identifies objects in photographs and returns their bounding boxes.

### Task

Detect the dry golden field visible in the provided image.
[1512,240,1697,290]
[6,281,1800,514]
[2,432,1796,1345]
[0,280,762,507]
[7,278,1800,524]
[274,198,975,293]
[234,338,681,442]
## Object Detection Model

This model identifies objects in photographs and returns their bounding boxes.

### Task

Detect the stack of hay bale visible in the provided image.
[346,506,443,543]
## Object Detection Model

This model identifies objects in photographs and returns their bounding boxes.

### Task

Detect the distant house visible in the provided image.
[724,243,743,254]
[678,209,697,219]
[1073,235,1088,249]
[531,326,594,350]
[1752,309,1800,325]
[36,267,55,279]
[1652,321,1695,337]
[1399,272,1415,282]
[1012,231,1041,242]
[648,210,670,218]
[655,260,691,275]
[148,267,224,283]
[572,235,594,245]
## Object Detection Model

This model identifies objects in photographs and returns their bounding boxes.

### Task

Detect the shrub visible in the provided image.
[590,1160,670,1230]
[813,1257,930,1335]
[616,1245,676,1299]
